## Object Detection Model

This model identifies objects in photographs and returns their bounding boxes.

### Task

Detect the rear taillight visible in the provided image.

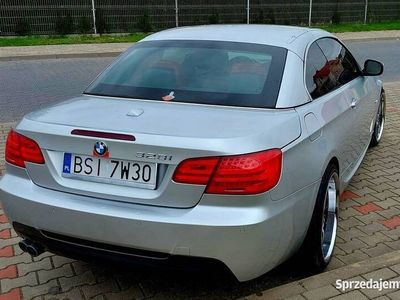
[172,157,219,185]
[173,149,282,195]
[5,129,45,168]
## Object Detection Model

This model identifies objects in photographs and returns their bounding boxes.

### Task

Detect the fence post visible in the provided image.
[175,0,179,27]
[364,0,368,24]
[91,0,97,34]
[246,0,250,24]
[308,0,313,26]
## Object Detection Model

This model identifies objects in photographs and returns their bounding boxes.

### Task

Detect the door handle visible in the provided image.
[350,98,358,109]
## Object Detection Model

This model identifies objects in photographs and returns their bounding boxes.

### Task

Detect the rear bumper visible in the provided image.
[0,168,319,281]
[12,222,230,274]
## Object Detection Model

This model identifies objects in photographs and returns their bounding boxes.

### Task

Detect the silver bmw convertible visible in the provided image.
[0,25,385,281]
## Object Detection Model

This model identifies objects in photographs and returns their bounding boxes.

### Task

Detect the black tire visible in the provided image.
[298,163,339,272]
[370,90,386,147]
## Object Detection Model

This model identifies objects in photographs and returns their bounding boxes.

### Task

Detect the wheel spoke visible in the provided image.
[321,174,338,262]
[375,96,385,142]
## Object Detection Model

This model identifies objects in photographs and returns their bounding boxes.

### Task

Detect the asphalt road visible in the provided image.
[346,39,400,83]
[0,39,399,123]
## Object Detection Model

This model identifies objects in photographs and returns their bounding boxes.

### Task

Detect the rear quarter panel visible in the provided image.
[268,85,358,253]
[272,85,354,202]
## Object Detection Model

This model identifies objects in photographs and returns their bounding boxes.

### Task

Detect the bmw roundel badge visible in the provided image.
[94,141,108,156]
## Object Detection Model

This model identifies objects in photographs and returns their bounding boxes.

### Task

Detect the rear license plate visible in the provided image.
[62,153,157,189]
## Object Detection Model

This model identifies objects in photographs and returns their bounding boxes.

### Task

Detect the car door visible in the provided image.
[316,38,372,165]
[304,41,356,181]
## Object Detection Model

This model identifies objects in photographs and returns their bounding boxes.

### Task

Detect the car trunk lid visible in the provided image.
[17,95,301,208]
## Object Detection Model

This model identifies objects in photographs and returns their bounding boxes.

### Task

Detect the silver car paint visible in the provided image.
[141,24,334,62]
[0,25,382,281]
[18,100,301,208]
[0,165,320,281]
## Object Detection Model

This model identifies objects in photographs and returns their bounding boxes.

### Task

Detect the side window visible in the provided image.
[317,38,360,87]
[305,42,332,99]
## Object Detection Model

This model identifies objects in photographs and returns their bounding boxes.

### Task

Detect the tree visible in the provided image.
[77,17,92,34]
[208,12,220,24]
[96,9,108,34]
[15,19,31,36]
[136,12,153,33]
[55,13,75,35]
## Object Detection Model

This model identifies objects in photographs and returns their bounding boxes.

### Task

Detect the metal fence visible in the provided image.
[1,0,400,36]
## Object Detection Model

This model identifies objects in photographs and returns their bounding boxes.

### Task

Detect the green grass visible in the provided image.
[318,20,400,33]
[0,33,149,47]
[1,20,400,47]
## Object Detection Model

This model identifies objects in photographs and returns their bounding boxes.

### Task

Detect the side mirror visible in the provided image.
[362,59,384,76]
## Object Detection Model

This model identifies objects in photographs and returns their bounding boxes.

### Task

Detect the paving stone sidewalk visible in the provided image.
[244,250,400,300]
[0,81,400,299]
[1,30,400,61]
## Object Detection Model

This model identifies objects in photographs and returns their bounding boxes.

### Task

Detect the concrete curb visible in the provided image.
[336,30,400,43]
[338,36,400,43]
[243,250,400,300]
[0,52,122,62]
[0,42,132,61]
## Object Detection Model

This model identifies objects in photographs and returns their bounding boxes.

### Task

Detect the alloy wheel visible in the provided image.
[321,173,339,263]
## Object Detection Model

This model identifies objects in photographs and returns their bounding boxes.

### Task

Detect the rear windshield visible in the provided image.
[85,40,287,108]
